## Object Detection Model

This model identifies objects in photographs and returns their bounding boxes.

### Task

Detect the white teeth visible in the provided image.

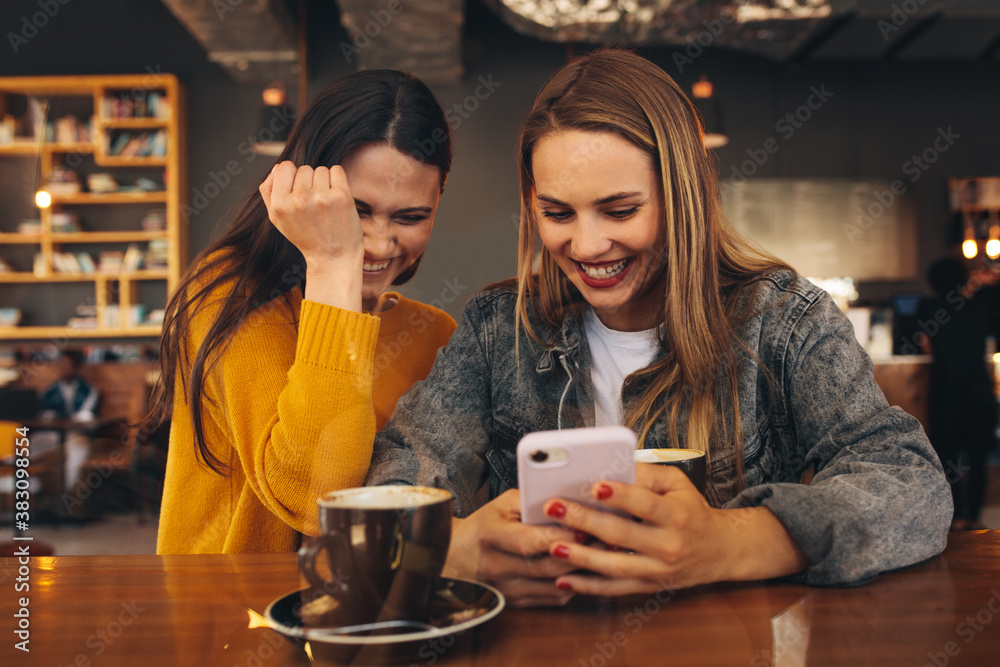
[580,259,627,279]
[364,260,391,272]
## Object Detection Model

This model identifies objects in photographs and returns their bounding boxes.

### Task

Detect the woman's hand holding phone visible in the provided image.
[443,489,578,608]
[540,464,809,595]
[259,161,364,311]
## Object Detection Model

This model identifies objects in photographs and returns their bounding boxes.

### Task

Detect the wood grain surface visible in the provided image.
[2,531,998,666]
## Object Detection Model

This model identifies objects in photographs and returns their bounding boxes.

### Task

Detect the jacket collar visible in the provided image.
[534,305,585,373]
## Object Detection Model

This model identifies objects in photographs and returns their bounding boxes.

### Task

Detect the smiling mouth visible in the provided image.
[576,258,630,279]
[363,259,392,272]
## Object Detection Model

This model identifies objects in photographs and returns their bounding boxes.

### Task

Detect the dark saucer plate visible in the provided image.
[264,577,505,664]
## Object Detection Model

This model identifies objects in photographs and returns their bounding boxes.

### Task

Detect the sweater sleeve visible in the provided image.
[725,292,952,585]
[202,296,380,537]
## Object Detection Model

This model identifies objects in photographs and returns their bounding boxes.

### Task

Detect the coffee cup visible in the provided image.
[297,485,453,631]
[634,448,707,494]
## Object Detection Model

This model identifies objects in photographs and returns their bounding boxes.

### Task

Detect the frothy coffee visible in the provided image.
[318,486,451,510]
[634,448,704,464]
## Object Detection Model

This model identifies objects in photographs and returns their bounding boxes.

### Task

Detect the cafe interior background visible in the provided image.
[1,0,999,553]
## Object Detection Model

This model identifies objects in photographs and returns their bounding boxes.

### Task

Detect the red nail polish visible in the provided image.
[574,531,588,544]
[596,483,613,501]
[547,501,567,519]
[557,581,573,591]
[552,544,571,559]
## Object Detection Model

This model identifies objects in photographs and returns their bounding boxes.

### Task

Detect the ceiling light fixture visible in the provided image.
[986,210,1000,259]
[962,212,978,259]
[691,74,729,149]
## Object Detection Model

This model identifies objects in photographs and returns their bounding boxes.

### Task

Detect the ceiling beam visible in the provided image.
[333,0,464,87]
[159,0,299,84]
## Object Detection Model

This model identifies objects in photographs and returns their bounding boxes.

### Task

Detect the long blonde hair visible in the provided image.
[515,48,789,493]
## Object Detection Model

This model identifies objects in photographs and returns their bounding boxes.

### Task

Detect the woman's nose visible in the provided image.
[363,218,395,257]
[571,218,611,260]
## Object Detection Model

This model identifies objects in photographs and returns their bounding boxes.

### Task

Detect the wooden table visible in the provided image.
[2,532,999,666]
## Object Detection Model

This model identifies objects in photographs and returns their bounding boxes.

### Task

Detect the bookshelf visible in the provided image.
[0,74,186,340]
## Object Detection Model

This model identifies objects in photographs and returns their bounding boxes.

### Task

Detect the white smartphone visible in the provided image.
[517,426,637,525]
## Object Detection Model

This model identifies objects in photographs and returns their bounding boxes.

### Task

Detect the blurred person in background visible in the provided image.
[38,349,100,490]
[918,257,998,530]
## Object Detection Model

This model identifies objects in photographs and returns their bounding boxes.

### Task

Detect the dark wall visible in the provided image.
[2,0,998,322]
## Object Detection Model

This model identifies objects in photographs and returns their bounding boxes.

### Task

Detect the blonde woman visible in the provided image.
[367,49,951,606]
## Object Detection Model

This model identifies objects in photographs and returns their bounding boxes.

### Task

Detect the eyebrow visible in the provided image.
[536,191,644,206]
[354,199,433,215]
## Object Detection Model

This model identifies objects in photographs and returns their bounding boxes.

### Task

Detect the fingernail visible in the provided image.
[557,581,573,591]
[546,501,567,519]
[595,483,613,501]
[574,531,588,544]
[552,544,570,559]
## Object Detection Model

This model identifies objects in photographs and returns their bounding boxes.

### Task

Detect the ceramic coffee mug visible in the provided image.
[634,448,707,494]
[297,485,453,630]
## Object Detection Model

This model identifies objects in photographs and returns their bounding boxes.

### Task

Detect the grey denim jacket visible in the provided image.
[367,271,952,586]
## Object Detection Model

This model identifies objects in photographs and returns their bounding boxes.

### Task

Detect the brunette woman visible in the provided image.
[156,70,455,553]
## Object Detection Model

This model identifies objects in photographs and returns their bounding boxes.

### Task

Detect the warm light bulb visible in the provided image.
[692,76,714,99]
[35,190,52,208]
[988,239,1000,259]
[993,352,1000,364]
[963,239,978,259]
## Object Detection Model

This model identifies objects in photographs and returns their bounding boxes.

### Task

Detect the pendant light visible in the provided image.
[962,212,978,259]
[691,74,729,149]
[986,210,1000,259]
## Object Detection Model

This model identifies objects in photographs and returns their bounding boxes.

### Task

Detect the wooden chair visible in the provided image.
[16,361,164,518]
[0,420,61,517]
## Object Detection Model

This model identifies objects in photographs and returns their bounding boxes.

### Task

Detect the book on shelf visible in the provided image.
[48,115,91,144]
[104,91,170,120]
[55,116,78,144]
[67,316,98,330]
[148,92,170,120]
[80,117,93,143]
[127,305,146,327]
[52,252,82,273]
[98,251,124,274]
[107,130,166,158]
[119,134,147,157]
[45,180,81,196]
[123,244,144,272]
[109,132,132,155]
[104,305,120,328]
[151,129,167,156]
[145,238,169,270]
[45,165,81,195]
[17,219,41,235]
[87,173,118,194]
[52,212,82,233]
[76,252,95,274]
[140,210,166,231]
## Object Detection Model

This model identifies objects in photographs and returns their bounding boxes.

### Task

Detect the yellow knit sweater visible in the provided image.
[156,285,455,554]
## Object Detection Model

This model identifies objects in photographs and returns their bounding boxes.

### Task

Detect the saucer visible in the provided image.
[264,577,505,664]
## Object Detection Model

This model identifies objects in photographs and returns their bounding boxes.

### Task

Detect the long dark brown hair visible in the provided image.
[515,49,789,494]
[154,70,452,474]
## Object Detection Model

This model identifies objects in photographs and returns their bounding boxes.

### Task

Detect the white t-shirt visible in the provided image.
[583,307,661,426]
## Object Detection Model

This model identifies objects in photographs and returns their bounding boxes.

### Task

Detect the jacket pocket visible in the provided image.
[485,419,522,500]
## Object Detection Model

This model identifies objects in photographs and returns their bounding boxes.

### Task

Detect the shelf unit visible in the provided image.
[0,74,186,340]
